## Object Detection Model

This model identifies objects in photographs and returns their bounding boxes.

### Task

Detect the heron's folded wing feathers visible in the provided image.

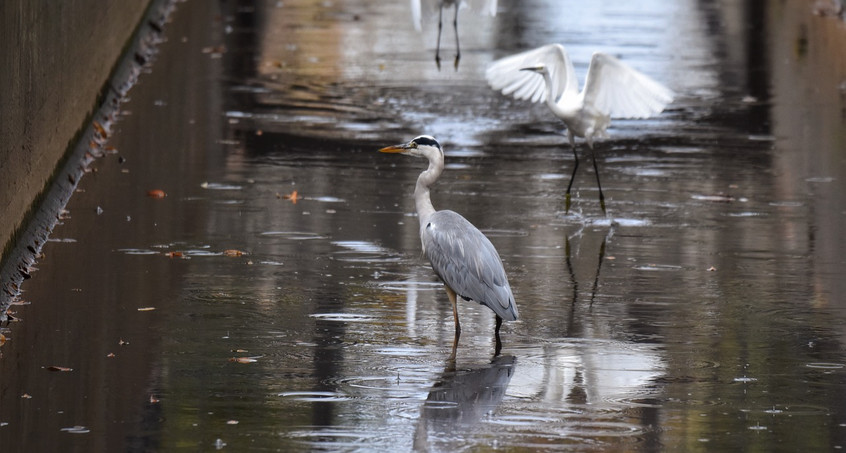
[581,52,674,119]
[422,211,518,321]
[486,44,578,104]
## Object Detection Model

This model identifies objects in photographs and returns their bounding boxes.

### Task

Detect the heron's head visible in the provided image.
[379,135,442,159]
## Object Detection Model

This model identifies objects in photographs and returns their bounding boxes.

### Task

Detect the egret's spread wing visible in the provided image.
[581,52,674,119]
[486,44,578,104]
[422,210,518,321]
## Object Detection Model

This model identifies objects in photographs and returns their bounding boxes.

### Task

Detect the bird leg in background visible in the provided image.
[587,143,606,214]
[452,4,460,70]
[435,3,461,71]
[494,315,503,356]
[565,144,580,214]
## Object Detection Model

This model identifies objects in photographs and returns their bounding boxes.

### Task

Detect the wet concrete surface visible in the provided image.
[2,0,846,451]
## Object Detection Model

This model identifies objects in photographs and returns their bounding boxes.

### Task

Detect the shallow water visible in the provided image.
[2,0,846,451]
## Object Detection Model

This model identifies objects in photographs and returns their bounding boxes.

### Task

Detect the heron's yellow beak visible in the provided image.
[378,144,409,153]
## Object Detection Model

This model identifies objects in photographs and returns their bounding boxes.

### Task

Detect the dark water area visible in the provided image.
[1,0,846,451]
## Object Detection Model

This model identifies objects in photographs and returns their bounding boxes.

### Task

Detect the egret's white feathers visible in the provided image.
[486,44,578,105]
[411,0,497,32]
[582,52,675,119]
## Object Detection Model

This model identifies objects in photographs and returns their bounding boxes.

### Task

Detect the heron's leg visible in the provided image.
[494,315,503,356]
[435,4,444,70]
[587,143,606,214]
[445,285,461,336]
[565,135,579,213]
[453,4,460,70]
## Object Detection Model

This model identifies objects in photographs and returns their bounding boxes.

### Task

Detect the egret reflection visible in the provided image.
[413,354,516,449]
[411,0,498,70]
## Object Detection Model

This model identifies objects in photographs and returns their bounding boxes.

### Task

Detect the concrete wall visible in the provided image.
[0,1,151,253]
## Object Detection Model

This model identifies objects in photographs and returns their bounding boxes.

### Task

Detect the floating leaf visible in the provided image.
[228,357,257,364]
[21,393,32,399]
[226,420,239,425]
[119,338,129,346]
[283,190,300,204]
[707,266,717,272]
[150,395,160,403]
[106,353,116,358]
[92,121,108,138]
[137,307,156,312]
[0,333,5,346]
[146,189,166,199]
[46,366,73,372]
[223,249,245,257]
[165,251,183,258]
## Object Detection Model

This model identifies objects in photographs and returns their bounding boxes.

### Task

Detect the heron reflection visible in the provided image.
[411,0,498,70]
[413,354,516,449]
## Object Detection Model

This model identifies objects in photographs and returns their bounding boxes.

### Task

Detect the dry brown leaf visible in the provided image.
[0,333,6,346]
[21,394,32,399]
[228,357,257,364]
[165,251,183,258]
[226,420,239,425]
[137,307,156,312]
[150,395,160,403]
[119,338,129,346]
[283,190,300,204]
[146,189,167,199]
[223,249,244,257]
[92,121,108,138]
[46,366,73,372]
[106,353,116,358]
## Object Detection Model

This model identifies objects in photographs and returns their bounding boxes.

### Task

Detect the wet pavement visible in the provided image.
[2,0,846,451]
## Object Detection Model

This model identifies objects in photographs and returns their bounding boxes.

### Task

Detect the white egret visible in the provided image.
[411,0,498,70]
[380,135,518,355]
[486,44,674,212]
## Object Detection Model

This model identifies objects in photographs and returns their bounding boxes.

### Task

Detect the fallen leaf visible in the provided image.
[0,333,5,346]
[228,357,257,364]
[223,249,245,257]
[165,251,183,258]
[21,394,32,399]
[119,338,129,346]
[137,307,156,312]
[46,366,73,372]
[106,353,116,358]
[226,420,239,425]
[232,349,248,353]
[707,266,717,272]
[283,190,300,204]
[92,121,108,138]
[150,395,160,403]
[147,189,166,199]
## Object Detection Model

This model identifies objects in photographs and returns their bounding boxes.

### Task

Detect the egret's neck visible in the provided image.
[541,70,578,123]
[414,157,441,229]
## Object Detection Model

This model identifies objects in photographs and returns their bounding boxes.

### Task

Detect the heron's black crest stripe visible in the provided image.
[412,136,441,149]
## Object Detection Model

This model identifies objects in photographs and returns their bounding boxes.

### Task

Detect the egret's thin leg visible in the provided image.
[565,144,580,213]
[452,4,460,70]
[435,4,444,70]
[494,315,503,356]
[588,144,606,214]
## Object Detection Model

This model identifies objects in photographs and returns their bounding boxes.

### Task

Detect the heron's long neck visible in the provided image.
[414,157,442,228]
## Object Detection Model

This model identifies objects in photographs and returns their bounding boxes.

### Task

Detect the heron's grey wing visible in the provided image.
[581,52,674,119]
[422,210,518,321]
[486,43,578,104]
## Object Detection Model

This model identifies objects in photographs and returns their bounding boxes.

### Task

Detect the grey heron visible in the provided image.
[411,0,498,70]
[486,44,674,213]
[379,135,518,354]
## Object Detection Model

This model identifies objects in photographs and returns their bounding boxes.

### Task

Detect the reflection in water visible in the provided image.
[411,0,498,70]
[413,354,515,450]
